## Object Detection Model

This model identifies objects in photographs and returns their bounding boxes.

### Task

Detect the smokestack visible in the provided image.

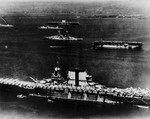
[75,70,79,86]
[69,68,85,86]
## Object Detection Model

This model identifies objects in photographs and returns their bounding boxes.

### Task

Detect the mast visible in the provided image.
[66,30,69,40]
[54,58,60,76]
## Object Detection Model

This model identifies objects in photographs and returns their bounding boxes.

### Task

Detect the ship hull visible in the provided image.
[93,41,143,50]
[44,38,83,48]
[94,45,141,49]
[1,78,150,107]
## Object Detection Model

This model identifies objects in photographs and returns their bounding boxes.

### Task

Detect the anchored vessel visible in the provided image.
[0,64,150,106]
[44,31,83,48]
[44,31,83,41]
[0,24,14,28]
[38,26,63,30]
[93,41,143,50]
[48,20,80,26]
[38,19,79,30]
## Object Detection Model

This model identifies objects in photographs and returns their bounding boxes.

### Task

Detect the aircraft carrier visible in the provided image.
[0,65,150,107]
[93,41,143,50]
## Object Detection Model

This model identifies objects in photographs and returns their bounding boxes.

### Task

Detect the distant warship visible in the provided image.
[48,20,80,26]
[38,25,63,30]
[93,41,143,50]
[44,31,83,48]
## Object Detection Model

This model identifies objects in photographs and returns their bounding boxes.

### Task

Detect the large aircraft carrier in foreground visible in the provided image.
[0,64,150,107]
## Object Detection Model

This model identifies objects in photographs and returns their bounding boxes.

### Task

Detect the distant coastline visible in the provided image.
[88,14,149,19]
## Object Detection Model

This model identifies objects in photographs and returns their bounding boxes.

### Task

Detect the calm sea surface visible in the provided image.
[0,1,150,119]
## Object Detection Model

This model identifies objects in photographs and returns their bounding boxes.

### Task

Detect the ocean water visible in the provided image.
[0,1,150,119]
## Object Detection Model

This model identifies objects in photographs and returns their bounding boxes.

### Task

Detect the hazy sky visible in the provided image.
[0,0,149,2]
[0,0,150,3]
[0,0,150,12]
[0,0,130,2]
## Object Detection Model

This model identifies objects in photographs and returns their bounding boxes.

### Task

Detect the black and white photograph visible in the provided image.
[0,0,150,119]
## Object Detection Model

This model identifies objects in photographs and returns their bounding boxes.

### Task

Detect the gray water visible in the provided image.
[0,1,150,119]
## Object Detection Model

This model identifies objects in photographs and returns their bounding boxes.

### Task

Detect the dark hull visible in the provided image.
[44,39,83,48]
[0,83,34,96]
[93,41,143,50]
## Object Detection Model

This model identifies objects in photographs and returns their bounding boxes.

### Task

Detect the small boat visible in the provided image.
[93,41,143,50]
[0,17,14,28]
[0,24,14,28]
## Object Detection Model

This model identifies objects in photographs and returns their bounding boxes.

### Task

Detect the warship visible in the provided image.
[48,20,80,26]
[0,62,150,107]
[38,25,63,30]
[93,41,143,50]
[44,31,83,48]
[44,30,83,41]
